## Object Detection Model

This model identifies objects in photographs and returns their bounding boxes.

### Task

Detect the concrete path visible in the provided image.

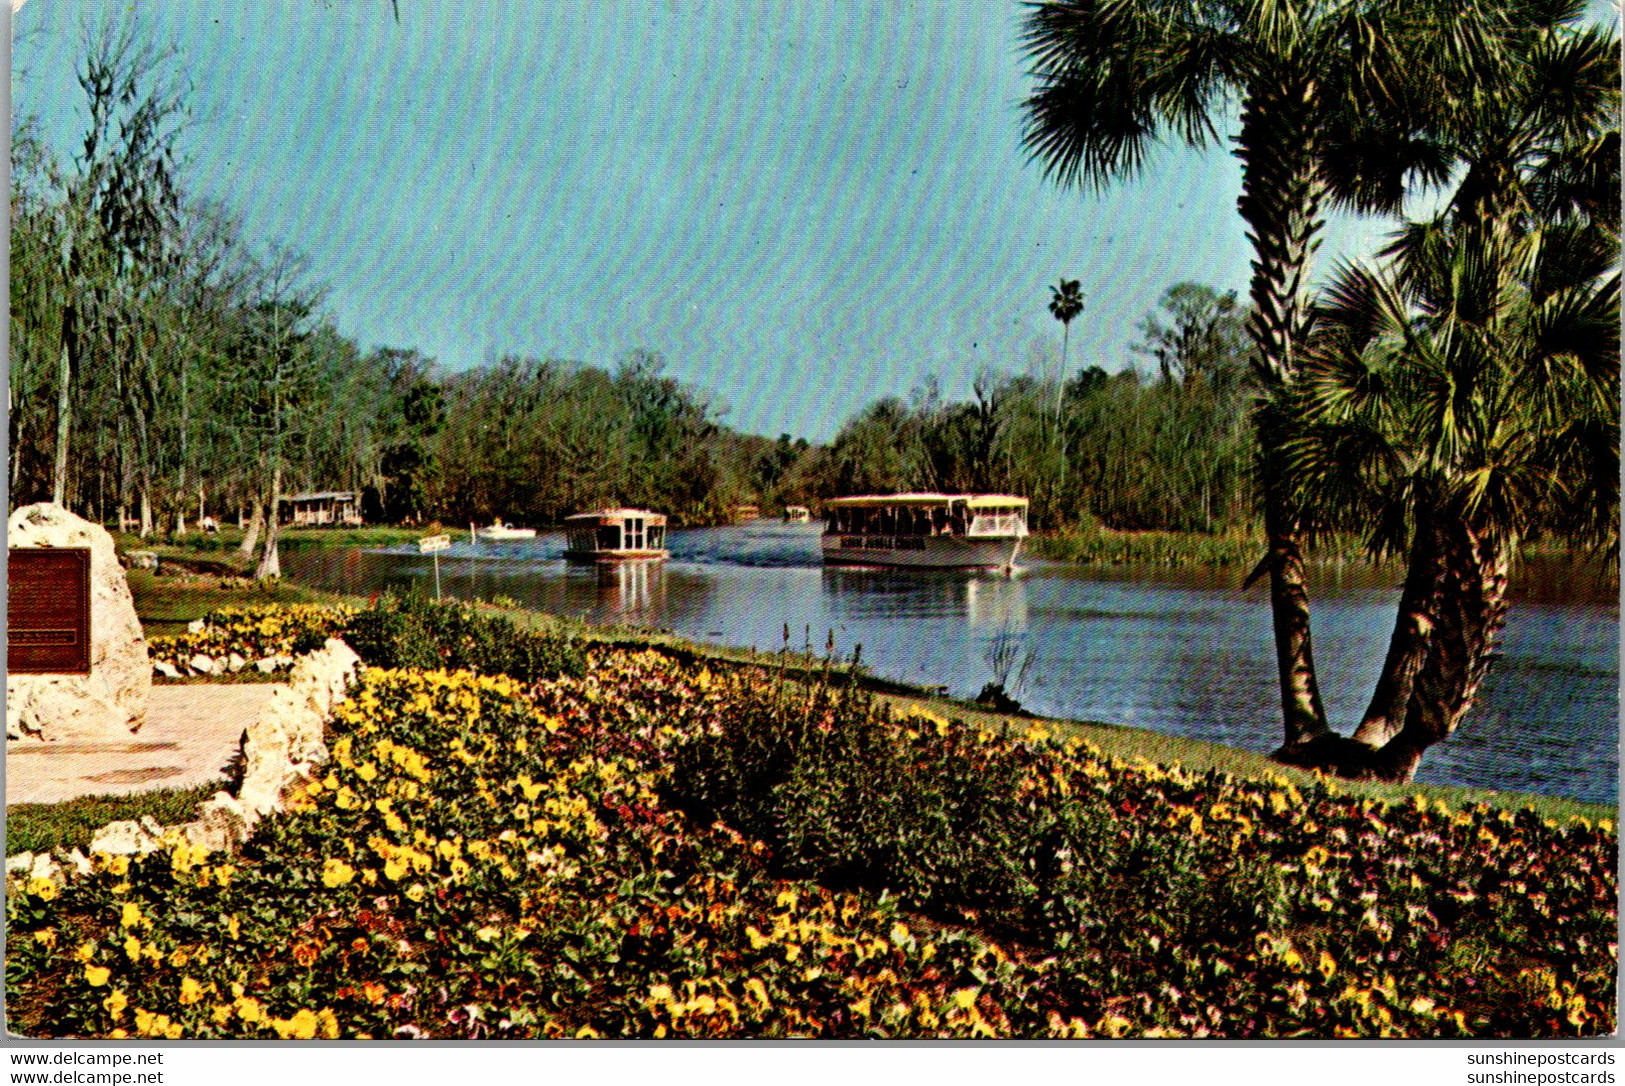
[5,684,283,807]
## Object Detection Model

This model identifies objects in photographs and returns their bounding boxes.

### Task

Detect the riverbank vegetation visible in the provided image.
[7,609,1615,1039]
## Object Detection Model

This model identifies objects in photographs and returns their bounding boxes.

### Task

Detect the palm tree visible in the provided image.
[1047,277,1085,398]
[1274,20,1619,780]
[1020,0,1570,750]
[1282,211,1617,778]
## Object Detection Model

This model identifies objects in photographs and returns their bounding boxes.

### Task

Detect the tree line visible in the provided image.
[10,22,1264,553]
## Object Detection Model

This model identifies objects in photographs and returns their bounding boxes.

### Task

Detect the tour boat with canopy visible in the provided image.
[820,493,1028,570]
[563,508,669,561]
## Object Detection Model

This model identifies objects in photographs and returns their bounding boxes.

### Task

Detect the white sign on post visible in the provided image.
[418,534,451,599]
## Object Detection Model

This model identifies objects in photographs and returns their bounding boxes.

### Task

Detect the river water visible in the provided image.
[280,522,1619,804]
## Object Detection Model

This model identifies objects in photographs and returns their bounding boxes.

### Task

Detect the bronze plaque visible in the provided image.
[8,548,92,674]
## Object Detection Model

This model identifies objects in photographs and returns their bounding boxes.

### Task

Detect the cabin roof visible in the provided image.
[564,508,668,524]
[824,493,1027,509]
[282,491,357,503]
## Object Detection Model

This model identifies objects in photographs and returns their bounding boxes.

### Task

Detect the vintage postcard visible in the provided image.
[6,0,1618,1061]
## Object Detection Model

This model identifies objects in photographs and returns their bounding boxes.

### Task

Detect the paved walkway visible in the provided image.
[5,684,283,807]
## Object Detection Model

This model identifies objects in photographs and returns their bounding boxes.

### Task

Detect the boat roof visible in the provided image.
[824,493,1027,509]
[563,508,668,524]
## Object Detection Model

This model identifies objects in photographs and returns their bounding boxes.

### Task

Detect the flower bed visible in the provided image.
[147,605,356,675]
[7,651,1615,1039]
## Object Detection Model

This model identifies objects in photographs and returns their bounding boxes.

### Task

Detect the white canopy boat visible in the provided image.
[821,493,1028,570]
[563,508,669,561]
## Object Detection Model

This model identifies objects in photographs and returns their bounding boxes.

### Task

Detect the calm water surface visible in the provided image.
[281,522,1619,804]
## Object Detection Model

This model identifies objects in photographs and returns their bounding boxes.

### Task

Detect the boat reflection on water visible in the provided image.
[820,566,1028,630]
[965,573,1028,632]
[563,557,667,621]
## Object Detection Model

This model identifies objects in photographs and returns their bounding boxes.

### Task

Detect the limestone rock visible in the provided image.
[187,619,206,634]
[65,849,92,877]
[189,654,218,676]
[89,818,165,857]
[237,639,358,813]
[227,653,248,673]
[154,661,182,679]
[126,550,158,571]
[6,503,151,741]
[29,852,62,885]
[6,852,35,875]
[255,657,278,674]
[176,792,256,853]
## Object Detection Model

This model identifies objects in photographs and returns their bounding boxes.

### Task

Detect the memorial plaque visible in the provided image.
[8,548,92,674]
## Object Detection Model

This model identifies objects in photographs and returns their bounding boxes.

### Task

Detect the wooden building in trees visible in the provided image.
[279,491,362,528]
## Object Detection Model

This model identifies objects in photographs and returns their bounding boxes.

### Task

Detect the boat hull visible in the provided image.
[563,549,668,563]
[477,528,537,541]
[821,534,1022,570]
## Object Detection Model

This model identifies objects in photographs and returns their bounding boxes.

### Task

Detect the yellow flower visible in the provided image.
[235,997,264,1024]
[321,858,356,888]
[120,902,144,929]
[31,929,56,949]
[26,877,58,902]
[317,1008,340,1040]
[286,1008,318,1040]
[124,935,142,962]
[84,965,111,988]
[179,977,204,1005]
[103,989,128,1021]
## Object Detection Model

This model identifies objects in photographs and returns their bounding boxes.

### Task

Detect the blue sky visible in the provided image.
[16,1,1441,442]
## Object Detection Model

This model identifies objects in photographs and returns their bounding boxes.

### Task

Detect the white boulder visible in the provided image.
[88,817,166,857]
[6,504,151,742]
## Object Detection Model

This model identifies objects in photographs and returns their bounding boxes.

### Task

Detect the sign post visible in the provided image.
[418,534,451,600]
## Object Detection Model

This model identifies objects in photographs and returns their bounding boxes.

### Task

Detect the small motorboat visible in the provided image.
[473,519,537,542]
[784,505,811,522]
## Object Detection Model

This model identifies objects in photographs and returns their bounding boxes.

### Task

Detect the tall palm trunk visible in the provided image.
[1377,519,1512,781]
[1352,511,1442,748]
[1237,74,1332,746]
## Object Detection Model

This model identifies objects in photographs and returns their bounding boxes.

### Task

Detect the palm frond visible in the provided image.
[1020,0,1229,189]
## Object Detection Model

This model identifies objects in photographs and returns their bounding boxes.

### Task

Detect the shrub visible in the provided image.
[341,592,586,683]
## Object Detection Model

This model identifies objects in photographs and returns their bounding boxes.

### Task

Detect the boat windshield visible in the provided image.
[825,502,965,537]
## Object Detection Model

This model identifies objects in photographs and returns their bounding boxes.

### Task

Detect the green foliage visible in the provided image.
[341,592,587,683]
[5,786,217,856]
